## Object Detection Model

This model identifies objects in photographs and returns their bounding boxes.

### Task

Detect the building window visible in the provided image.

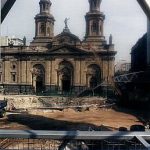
[11,74,16,82]
[12,65,16,70]
[47,27,50,36]
[43,4,46,10]
[40,23,45,34]
[46,4,49,10]
[93,0,97,8]
[92,21,98,33]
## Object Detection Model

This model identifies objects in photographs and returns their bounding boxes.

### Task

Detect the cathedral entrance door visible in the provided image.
[87,64,101,88]
[62,75,71,92]
[58,60,73,93]
[90,76,97,88]
[36,76,44,93]
[32,64,45,94]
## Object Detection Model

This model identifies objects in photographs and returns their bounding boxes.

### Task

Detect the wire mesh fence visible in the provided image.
[0,138,149,150]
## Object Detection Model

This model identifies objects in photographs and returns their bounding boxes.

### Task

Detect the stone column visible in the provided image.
[4,61,9,83]
[89,21,92,36]
[101,22,104,36]
[45,61,50,85]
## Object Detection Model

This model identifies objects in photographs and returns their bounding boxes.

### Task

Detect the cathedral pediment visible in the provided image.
[51,48,74,54]
[47,44,87,55]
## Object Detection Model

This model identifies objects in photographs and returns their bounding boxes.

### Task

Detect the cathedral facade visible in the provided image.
[0,0,116,95]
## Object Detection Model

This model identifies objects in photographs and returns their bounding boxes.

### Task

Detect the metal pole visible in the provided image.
[106,49,109,100]
[19,48,22,94]
[25,55,27,94]
[32,73,33,94]
[147,19,150,67]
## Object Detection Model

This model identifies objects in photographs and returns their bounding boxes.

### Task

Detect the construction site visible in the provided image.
[0,0,150,149]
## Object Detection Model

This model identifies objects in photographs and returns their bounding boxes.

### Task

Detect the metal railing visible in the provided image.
[114,71,150,83]
[0,130,150,150]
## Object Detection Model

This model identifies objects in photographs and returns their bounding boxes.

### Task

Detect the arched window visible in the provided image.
[47,27,50,36]
[92,21,98,33]
[40,23,45,34]
[43,4,46,10]
[46,4,49,10]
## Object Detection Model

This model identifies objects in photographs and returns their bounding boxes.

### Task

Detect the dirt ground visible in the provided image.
[0,107,143,131]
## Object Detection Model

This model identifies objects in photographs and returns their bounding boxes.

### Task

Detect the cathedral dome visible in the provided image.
[40,0,51,2]
[53,30,81,46]
[40,0,51,5]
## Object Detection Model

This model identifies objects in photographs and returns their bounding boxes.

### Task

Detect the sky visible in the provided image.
[1,0,147,62]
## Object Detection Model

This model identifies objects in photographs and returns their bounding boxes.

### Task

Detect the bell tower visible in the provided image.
[39,0,51,14]
[84,0,106,46]
[89,0,101,12]
[30,0,55,47]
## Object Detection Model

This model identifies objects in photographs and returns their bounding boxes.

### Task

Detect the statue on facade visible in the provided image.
[23,36,26,46]
[109,34,113,45]
[64,18,70,29]
[63,18,70,33]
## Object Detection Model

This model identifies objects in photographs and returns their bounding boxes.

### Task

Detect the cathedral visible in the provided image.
[0,0,116,95]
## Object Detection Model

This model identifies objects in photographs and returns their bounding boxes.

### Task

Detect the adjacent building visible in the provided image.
[115,61,131,75]
[0,0,116,94]
[137,0,150,67]
[0,36,24,46]
[131,34,147,72]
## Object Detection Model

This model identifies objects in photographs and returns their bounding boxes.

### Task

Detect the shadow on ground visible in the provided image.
[7,113,114,131]
[113,105,150,125]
